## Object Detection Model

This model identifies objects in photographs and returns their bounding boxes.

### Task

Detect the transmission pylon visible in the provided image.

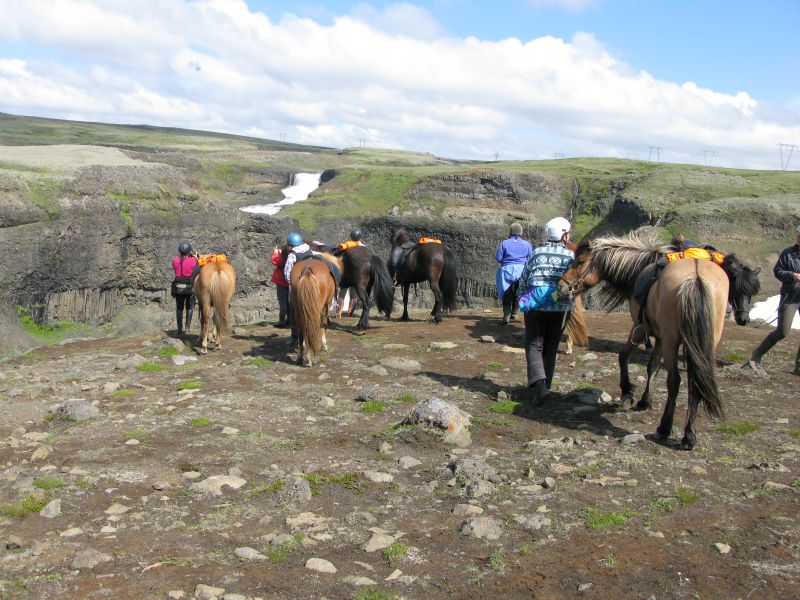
[648,146,662,162]
[702,149,717,166]
[777,143,796,170]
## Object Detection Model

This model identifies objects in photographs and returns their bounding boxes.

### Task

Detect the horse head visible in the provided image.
[721,254,761,326]
[557,239,597,300]
[389,228,411,248]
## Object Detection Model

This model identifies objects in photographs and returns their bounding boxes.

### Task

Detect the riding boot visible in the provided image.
[794,346,800,376]
[502,304,512,325]
[185,305,193,333]
[176,310,184,336]
[527,379,548,405]
[749,336,777,365]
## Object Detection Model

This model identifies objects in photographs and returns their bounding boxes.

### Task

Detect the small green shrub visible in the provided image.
[721,352,746,363]
[361,400,386,413]
[177,380,202,391]
[137,361,165,372]
[190,417,210,428]
[488,548,506,573]
[352,590,399,600]
[382,541,409,566]
[717,420,760,437]
[393,394,416,403]
[33,477,64,491]
[303,471,361,496]
[248,357,273,367]
[1,494,49,518]
[675,488,700,505]
[158,346,181,357]
[488,361,502,369]
[124,427,148,439]
[488,400,519,414]
[787,428,800,440]
[249,479,285,498]
[600,554,618,567]
[111,388,134,398]
[580,506,636,529]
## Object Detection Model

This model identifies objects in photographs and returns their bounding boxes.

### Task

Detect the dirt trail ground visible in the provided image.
[1,309,798,600]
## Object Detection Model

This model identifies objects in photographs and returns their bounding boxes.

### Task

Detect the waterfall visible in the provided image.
[240,172,322,215]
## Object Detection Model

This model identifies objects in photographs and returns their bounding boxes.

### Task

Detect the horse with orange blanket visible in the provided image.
[192,256,236,355]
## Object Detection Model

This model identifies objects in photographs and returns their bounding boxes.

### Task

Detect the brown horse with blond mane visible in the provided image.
[290,256,338,367]
[193,261,236,355]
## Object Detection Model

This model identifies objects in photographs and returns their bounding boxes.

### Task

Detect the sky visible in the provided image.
[0,0,798,169]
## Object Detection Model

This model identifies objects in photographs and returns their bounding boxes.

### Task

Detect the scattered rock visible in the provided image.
[748,462,789,473]
[366,365,389,376]
[104,503,131,515]
[234,547,266,561]
[171,355,198,366]
[398,456,421,469]
[221,427,239,435]
[764,481,791,491]
[319,396,335,408]
[363,470,393,483]
[714,543,732,555]
[286,476,313,502]
[194,584,226,600]
[51,398,99,421]
[72,548,112,570]
[380,357,422,372]
[286,512,327,532]
[479,335,496,343]
[103,382,120,394]
[346,576,376,586]
[357,389,377,402]
[580,353,598,361]
[577,583,594,592]
[31,446,51,461]
[6,535,22,550]
[449,457,502,484]
[467,480,496,498]
[192,475,247,496]
[500,345,524,354]
[621,433,646,445]
[430,341,458,350]
[405,397,472,447]
[541,477,557,489]
[514,514,551,532]
[305,557,337,573]
[39,499,61,518]
[167,591,185,600]
[452,503,484,517]
[115,354,147,370]
[459,516,502,540]
[363,533,395,552]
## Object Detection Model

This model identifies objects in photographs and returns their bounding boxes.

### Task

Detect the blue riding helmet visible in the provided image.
[287,232,303,246]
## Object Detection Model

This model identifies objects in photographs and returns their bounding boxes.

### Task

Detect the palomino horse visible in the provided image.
[339,245,395,331]
[563,294,588,354]
[290,257,337,367]
[557,232,760,450]
[193,261,236,355]
[388,228,458,323]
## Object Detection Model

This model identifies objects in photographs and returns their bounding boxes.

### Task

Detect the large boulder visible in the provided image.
[405,397,471,447]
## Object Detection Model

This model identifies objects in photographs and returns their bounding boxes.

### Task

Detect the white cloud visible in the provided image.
[529,0,600,13]
[0,0,797,169]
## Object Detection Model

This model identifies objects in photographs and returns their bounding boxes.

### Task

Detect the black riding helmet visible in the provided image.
[178,241,192,256]
[349,228,362,241]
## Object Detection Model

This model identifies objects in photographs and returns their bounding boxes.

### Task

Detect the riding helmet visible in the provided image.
[178,241,192,256]
[287,232,304,246]
[349,228,362,241]
[544,217,571,241]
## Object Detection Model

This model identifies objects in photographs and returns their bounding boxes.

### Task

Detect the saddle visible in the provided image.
[297,254,342,291]
[389,241,419,279]
[631,243,724,343]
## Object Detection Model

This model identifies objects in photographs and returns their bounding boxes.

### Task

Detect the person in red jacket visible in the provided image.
[271,244,290,327]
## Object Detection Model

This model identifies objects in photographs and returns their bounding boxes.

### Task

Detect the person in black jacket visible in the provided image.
[748,225,800,375]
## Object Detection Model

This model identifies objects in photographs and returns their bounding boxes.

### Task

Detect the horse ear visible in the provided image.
[753,266,761,275]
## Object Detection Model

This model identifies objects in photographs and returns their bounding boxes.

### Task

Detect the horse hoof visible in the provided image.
[680,437,695,451]
[655,427,671,440]
[400,316,410,322]
[633,401,651,412]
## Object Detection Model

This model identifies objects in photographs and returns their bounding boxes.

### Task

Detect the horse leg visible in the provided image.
[635,338,662,411]
[199,301,211,355]
[321,303,329,353]
[355,285,371,331]
[401,284,410,321]
[429,279,443,324]
[565,334,573,355]
[655,348,680,441]
[618,335,636,408]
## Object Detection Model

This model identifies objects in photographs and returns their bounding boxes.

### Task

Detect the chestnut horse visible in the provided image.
[290,257,337,367]
[388,228,458,323]
[193,261,236,355]
[557,232,760,450]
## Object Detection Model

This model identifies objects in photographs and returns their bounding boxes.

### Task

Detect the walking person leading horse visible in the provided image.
[495,222,532,325]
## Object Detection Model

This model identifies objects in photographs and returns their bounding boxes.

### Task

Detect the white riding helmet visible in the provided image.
[544,217,571,241]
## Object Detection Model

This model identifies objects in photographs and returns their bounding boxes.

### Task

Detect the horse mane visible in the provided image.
[721,254,761,297]
[584,231,673,311]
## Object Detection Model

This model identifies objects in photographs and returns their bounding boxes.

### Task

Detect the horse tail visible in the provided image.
[677,275,724,420]
[440,247,458,312]
[566,294,589,346]
[296,267,323,355]
[210,265,235,335]
[370,255,395,316]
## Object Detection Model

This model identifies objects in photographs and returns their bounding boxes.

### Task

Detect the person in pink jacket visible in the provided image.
[171,240,198,336]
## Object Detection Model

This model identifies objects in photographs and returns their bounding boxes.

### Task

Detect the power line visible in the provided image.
[702,149,717,166]
[493,152,499,161]
[648,146,663,162]
[553,152,564,160]
[777,143,796,170]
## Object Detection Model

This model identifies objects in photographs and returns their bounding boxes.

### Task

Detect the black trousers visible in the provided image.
[176,295,193,332]
[502,280,519,322]
[524,310,566,388]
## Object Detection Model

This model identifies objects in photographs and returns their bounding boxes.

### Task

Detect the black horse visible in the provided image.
[388,228,458,323]
[339,245,395,331]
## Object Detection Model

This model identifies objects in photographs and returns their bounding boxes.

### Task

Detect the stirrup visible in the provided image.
[630,324,647,346]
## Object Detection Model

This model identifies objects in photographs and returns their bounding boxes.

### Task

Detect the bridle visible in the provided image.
[559,257,594,300]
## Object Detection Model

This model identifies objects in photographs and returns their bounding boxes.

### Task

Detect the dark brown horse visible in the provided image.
[388,228,458,323]
[193,261,236,355]
[338,245,395,331]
